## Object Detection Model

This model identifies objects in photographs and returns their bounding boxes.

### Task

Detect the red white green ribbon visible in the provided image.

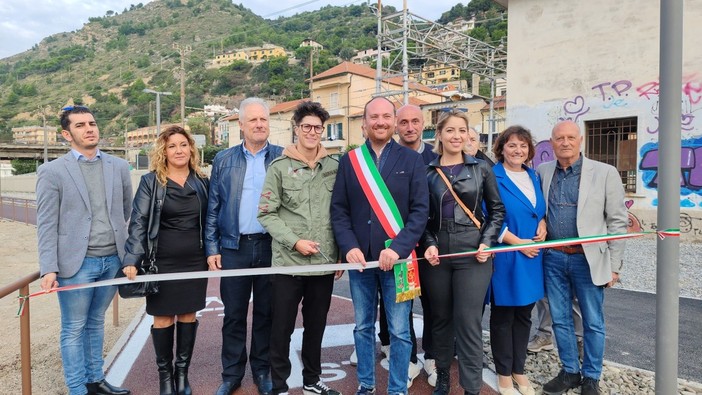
[17,230,678,316]
[347,144,420,302]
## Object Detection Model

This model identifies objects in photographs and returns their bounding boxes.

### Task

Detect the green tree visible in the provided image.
[187,117,212,144]
[203,145,226,164]
[11,159,38,175]
[339,47,356,61]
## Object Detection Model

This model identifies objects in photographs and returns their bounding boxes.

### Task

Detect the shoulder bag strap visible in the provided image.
[435,167,482,229]
[146,175,159,271]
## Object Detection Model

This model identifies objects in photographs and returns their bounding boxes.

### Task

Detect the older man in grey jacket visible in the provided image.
[37,106,132,395]
[536,120,627,395]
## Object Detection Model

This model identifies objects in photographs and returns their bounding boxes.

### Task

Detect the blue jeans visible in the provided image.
[57,254,120,395]
[349,267,411,395]
[544,250,605,380]
[219,236,272,382]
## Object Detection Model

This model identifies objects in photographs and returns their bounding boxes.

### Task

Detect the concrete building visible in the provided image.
[126,123,188,147]
[309,61,445,153]
[421,96,490,145]
[351,48,389,65]
[226,99,302,149]
[209,44,287,68]
[300,39,324,50]
[411,63,461,84]
[12,126,58,145]
[495,0,702,239]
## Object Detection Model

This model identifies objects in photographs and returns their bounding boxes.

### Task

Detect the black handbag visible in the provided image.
[115,254,159,298]
[116,175,160,298]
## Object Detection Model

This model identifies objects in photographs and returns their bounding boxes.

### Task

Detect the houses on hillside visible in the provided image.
[221,61,496,156]
[208,44,287,69]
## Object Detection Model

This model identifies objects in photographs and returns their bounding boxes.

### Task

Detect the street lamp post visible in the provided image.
[143,89,173,136]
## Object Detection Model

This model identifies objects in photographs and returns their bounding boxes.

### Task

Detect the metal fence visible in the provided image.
[0,197,37,224]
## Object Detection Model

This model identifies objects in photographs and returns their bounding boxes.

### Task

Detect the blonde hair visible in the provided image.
[432,110,470,155]
[149,126,205,186]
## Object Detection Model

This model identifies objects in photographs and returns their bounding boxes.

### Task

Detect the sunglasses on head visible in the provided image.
[61,105,90,111]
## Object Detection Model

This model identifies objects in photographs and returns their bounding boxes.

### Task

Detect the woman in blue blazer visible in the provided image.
[490,126,546,395]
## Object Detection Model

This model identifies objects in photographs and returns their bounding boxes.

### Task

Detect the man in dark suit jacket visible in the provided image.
[331,97,429,395]
[37,106,132,395]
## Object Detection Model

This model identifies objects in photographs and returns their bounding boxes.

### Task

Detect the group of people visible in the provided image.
[36,96,626,395]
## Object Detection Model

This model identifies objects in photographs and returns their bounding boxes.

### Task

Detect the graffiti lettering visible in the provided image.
[639,138,702,194]
[533,140,555,169]
[592,80,633,101]
[637,81,659,100]
[683,81,702,105]
[558,95,590,123]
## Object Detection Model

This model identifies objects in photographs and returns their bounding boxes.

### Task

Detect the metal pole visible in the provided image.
[487,75,495,152]
[112,294,119,327]
[180,55,186,127]
[156,93,162,136]
[375,0,382,94]
[20,283,32,395]
[402,0,409,105]
[656,2,682,394]
[43,126,48,163]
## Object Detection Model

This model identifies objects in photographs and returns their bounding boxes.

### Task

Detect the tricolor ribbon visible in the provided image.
[18,229,678,316]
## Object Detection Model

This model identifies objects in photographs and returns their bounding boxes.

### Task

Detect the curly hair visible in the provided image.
[432,110,470,155]
[492,125,536,163]
[292,101,330,125]
[149,126,205,186]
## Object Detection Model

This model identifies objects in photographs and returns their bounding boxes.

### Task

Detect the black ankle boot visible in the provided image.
[174,320,198,395]
[433,368,450,395]
[151,325,175,395]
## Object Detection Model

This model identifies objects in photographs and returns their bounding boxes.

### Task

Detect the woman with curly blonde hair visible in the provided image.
[123,125,209,395]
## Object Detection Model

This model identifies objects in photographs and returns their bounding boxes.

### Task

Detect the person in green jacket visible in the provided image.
[257,100,342,395]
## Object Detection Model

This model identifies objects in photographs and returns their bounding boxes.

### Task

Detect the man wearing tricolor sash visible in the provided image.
[331,97,429,395]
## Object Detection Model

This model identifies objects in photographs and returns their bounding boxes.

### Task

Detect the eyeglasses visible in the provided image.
[61,105,90,112]
[298,124,324,134]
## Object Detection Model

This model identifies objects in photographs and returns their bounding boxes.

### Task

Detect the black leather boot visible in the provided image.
[174,320,198,395]
[151,325,175,395]
[432,368,450,395]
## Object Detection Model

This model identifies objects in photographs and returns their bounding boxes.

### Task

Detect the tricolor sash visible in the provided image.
[348,144,421,302]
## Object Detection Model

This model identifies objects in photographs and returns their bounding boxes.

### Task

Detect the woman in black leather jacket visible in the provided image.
[122,126,209,395]
[422,110,505,395]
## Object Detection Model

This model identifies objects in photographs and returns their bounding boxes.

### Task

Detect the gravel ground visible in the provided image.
[483,237,702,395]
[619,237,702,300]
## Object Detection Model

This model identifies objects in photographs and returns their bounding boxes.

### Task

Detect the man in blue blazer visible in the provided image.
[536,120,627,395]
[331,97,429,395]
[37,106,132,395]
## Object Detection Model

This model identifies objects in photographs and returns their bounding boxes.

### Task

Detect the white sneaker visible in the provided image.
[350,348,357,366]
[380,344,390,359]
[424,358,437,387]
[407,360,422,388]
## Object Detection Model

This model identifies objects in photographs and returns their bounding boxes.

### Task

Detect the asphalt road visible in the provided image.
[4,200,698,382]
[332,274,702,382]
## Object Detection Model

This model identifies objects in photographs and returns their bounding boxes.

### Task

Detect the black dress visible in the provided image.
[146,177,207,316]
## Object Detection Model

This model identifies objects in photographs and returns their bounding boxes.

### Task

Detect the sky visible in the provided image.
[0,0,461,60]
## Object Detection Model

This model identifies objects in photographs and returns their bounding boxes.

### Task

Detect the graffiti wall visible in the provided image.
[508,75,702,240]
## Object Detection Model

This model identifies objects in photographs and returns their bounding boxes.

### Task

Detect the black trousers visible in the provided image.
[269,273,335,393]
[423,224,492,393]
[489,303,535,376]
[220,237,272,383]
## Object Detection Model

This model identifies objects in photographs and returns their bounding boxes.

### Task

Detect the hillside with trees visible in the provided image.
[0,0,505,145]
